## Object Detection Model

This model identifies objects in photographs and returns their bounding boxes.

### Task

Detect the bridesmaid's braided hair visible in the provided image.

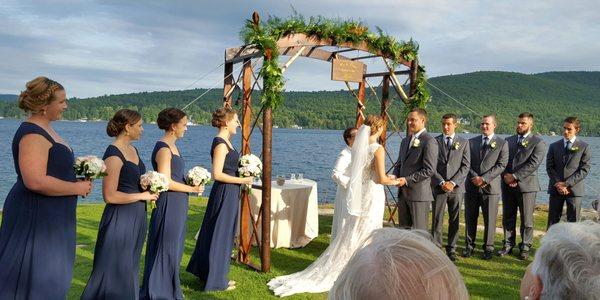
[18,76,64,113]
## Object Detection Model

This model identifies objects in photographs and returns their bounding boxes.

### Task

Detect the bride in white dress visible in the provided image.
[268,115,401,297]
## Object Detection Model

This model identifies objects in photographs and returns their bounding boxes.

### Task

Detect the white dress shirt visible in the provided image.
[410,128,427,146]
[441,133,457,187]
[564,136,577,148]
[482,133,495,145]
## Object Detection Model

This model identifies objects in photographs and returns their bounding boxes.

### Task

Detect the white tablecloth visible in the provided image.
[247,179,319,248]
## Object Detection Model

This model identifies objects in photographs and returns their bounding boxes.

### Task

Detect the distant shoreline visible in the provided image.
[0,118,597,137]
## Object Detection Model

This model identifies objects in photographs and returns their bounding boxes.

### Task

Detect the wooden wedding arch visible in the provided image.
[223,12,428,272]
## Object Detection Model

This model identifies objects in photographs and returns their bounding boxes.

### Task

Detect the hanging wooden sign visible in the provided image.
[331,59,365,83]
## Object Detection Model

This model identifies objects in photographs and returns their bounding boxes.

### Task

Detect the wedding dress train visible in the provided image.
[268,125,385,297]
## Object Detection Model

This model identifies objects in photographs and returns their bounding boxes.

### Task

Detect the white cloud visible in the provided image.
[0,0,598,97]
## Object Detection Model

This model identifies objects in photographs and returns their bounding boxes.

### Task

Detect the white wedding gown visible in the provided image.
[268,140,385,297]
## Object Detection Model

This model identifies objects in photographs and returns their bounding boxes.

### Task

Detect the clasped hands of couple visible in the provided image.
[386,174,406,187]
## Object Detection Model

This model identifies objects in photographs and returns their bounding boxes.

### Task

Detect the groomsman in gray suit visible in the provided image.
[394,108,438,231]
[546,116,591,227]
[431,113,470,261]
[498,112,546,260]
[463,114,508,260]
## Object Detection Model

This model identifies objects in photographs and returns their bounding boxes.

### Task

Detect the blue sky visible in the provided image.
[1,0,598,98]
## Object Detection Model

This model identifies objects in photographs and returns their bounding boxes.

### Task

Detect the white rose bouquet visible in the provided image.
[186,166,211,196]
[74,155,108,179]
[140,171,169,209]
[238,153,262,191]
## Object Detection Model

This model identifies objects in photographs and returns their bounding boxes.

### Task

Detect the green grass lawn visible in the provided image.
[1,197,542,299]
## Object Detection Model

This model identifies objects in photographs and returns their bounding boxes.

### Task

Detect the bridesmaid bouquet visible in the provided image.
[238,153,262,191]
[186,166,211,196]
[74,155,107,180]
[140,171,169,209]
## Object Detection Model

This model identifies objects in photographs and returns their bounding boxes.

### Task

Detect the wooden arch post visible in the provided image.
[238,58,253,264]
[355,80,367,127]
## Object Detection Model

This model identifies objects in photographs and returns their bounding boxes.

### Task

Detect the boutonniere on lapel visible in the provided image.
[412,138,421,148]
[521,140,529,148]
[570,146,579,153]
[452,141,460,150]
[489,140,497,149]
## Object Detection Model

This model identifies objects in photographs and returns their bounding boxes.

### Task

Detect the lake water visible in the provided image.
[1,118,598,208]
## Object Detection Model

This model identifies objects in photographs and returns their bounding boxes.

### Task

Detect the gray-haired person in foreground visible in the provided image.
[329,228,468,300]
[520,221,600,300]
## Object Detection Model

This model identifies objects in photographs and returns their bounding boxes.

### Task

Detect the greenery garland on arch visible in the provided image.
[241,13,430,110]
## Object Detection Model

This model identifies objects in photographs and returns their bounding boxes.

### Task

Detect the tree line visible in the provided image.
[1,71,599,135]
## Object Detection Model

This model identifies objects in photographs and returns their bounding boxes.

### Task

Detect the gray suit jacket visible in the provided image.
[546,138,591,197]
[503,134,546,193]
[432,135,470,194]
[393,131,438,202]
[466,135,509,195]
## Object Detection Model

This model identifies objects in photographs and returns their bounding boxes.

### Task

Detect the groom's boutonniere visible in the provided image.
[412,138,421,148]
[521,140,529,148]
[453,141,460,150]
[489,140,497,149]
[570,146,579,153]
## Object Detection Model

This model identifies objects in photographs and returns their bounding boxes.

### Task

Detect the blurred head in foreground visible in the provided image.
[329,228,468,300]
[520,221,600,300]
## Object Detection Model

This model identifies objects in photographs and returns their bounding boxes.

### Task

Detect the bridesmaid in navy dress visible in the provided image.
[140,108,204,299]
[187,108,253,291]
[0,77,92,299]
[82,109,158,300]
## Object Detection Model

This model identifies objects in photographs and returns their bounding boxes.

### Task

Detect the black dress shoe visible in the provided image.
[447,252,458,261]
[519,250,530,260]
[482,250,493,260]
[497,246,513,256]
[462,248,473,258]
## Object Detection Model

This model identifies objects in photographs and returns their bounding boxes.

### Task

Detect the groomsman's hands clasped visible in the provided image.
[503,173,518,188]
[554,181,570,195]
[441,181,455,192]
[471,176,485,187]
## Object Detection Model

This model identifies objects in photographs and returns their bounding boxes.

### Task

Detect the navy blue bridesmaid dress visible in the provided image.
[82,145,147,300]
[186,137,240,291]
[0,122,77,299]
[140,141,189,299]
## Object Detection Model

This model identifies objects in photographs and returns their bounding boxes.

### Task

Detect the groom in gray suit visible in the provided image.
[546,116,591,228]
[393,108,438,231]
[464,114,508,260]
[431,113,470,261]
[499,112,546,260]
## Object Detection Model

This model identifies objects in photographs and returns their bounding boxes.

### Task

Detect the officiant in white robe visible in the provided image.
[331,127,357,240]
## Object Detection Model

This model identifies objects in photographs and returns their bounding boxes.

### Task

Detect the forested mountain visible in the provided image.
[0,94,18,101]
[1,71,598,135]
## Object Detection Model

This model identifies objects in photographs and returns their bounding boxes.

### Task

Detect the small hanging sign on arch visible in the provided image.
[331,58,365,83]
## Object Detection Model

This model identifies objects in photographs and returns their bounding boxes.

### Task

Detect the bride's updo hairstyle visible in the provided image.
[107,109,142,137]
[211,107,236,128]
[18,76,64,113]
[364,115,385,135]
